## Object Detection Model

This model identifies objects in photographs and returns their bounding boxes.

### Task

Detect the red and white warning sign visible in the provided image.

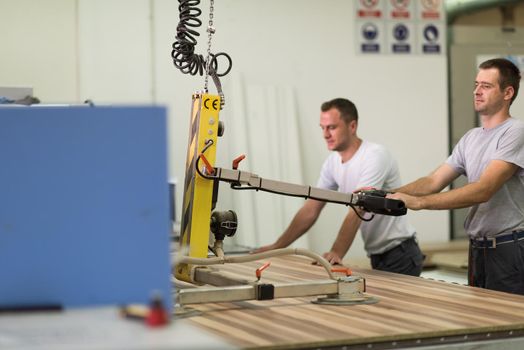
[357,0,383,19]
[388,0,413,19]
[418,0,443,20]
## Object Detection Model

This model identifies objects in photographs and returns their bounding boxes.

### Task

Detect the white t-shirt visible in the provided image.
[316,140,416,255]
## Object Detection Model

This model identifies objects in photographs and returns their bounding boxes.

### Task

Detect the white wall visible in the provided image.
[77,0,154,104]
[0,0,78,102]
[0,0,450,259]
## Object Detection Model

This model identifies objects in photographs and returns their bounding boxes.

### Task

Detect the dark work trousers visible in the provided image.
[469,233,524,295]
[370,237,425,276]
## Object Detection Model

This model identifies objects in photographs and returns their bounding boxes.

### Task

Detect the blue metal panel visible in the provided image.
[0,106,172,311]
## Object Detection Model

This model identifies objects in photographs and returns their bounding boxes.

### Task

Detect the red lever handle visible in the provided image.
[199,153,215,175]
[232,154,246,170]
[331,267,352,276]
[256,262,271,280]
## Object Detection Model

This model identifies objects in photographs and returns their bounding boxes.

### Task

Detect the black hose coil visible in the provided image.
[171,0,232,77]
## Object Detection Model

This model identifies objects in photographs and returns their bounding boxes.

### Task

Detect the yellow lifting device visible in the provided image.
[176,93,222,282]
[170,0,406,307]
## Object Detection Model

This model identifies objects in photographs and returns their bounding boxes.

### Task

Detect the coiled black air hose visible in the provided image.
[171,0,232,77]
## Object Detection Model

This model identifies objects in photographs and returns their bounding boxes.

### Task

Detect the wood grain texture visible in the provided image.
[184,255,524,349]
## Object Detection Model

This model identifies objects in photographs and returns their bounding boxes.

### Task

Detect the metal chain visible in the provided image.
[204,0,215,92]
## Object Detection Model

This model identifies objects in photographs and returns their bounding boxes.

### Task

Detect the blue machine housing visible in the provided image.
[0,106,172,311]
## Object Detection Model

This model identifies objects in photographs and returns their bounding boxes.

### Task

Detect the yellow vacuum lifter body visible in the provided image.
[176,93,221,282]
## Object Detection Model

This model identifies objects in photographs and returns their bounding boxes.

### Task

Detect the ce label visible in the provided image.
[204,98,219,110]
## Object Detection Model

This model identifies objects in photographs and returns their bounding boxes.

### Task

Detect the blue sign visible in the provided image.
[362,23,378,41]
[423,45,440,53]
[393,24,409,41]
[424,24,439,42]
[393,44,410,53]
[422,24,440,54]
[362,43,380,53]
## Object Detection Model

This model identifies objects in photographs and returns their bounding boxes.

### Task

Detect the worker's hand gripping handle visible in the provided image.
[353,189,407,216]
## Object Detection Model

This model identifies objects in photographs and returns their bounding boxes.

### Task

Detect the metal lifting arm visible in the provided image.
[200,165,407,217]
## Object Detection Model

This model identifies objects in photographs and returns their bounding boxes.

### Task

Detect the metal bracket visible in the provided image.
[176,275,377,306]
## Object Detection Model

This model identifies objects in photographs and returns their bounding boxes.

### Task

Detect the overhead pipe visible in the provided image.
[445,0,522,24]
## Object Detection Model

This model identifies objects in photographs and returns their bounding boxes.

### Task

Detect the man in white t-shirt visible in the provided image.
[254,98,424,276]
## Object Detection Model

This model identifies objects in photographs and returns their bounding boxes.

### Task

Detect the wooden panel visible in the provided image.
[184,255,524,349]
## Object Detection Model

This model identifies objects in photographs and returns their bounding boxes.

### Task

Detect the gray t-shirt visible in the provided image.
[446,117,524,238]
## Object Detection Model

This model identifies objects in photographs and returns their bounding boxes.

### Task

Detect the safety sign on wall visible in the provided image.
[356,0,445,55]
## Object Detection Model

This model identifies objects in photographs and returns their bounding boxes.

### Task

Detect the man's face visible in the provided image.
[474,68,511,116]
[319,108,355,152]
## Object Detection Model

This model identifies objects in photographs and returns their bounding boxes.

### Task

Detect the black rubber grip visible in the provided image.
[354,193,407,216]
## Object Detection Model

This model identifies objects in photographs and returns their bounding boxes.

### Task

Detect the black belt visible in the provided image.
[470,230,524,249]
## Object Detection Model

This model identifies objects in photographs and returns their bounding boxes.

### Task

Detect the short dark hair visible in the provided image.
[479,58,521,105]
[320,98,358,123]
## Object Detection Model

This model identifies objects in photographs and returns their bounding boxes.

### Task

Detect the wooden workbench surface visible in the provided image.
[184,255,524,349]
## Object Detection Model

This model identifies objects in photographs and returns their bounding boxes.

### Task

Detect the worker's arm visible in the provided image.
[393,163,460,196]
[322,208,362,265]
[389,160,518,210]
[252,199,325,253]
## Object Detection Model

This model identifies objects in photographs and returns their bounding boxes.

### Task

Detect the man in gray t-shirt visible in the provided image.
[389,58,524,295]
[446,118,524,238]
